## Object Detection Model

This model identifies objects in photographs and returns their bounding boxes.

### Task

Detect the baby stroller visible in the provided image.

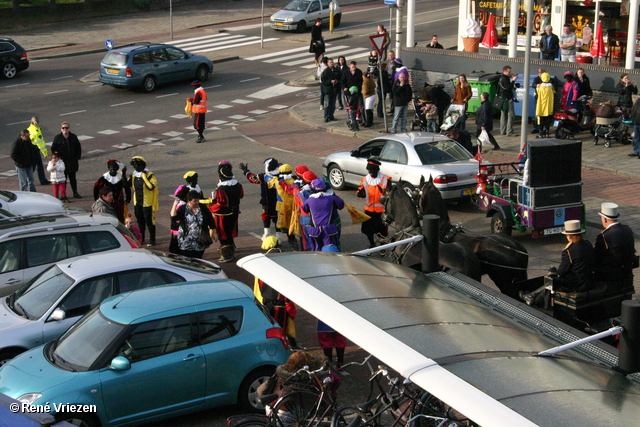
[345,91,362,130]
[411,96,429,131]
[440,104,465,133]
[593,102,633,148]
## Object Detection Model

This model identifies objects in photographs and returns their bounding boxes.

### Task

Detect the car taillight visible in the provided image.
[126,67,132,78]
[266,327,289,350]
[20,52,27,60]
[122,233,141,248]
[433,174,457,184]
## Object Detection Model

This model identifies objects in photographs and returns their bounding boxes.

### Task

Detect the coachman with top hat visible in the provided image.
[593,202,636,283]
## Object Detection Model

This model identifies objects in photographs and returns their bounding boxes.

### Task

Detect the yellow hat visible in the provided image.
[131,156,146,163]
[261,235,279,250]
[183,171,197,179]
[278,164,292,174]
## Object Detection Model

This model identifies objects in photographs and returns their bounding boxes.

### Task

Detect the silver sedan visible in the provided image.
[323,133,479,200]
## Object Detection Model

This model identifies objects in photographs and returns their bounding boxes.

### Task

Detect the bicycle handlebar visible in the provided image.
[340,353,373,369]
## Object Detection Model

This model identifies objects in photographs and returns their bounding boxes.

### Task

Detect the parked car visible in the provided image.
[0,38,29,79]
[270,0,341,32]
[0,213,140,296]
[0,280,290,427]
[0,190,66,216]
[0,249,226,367]
[99,42,213,92]
[0,393,73,427]
[323,133,479,200]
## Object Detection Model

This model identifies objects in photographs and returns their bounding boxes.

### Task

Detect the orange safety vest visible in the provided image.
[358,173,390,213]
[192,87,208,114]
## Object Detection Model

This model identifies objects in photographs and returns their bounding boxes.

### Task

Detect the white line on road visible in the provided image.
[247,231,263,240]
[156,93,179,98]
[6,120,28,126]
[240,77,261,83]
[245,45,311,61]
[45,89,69,95]
[4,83,29,88]
[29,59,49,63]
[203,84,221,89]
[195,38,279,53]
[110,101,135,107]
[89,83,102,87]
[238,132,258,143]
[262,45,349,63]
[171,32,233,45]
[277,70,298,75]
[59,110,86,116]
[174,34,247,50]
[51,75,74,81]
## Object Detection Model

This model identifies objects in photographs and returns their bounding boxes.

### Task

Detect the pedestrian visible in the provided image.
[47,152,67,202]
[183,171,204,198]
[559,24,577,62]
[10,129,38,192]
[390,72,412,133]
[169,184,189,253]
[421,98,439,132]
[320,57,340,123]
[593,202,636,283]
[498,65,517,136]
[94,159,130,223]
[425,35,444,49]
[448,128,474,153]
[208,161,244,262]
[476,92,501,150]
[91,186,118,218]
[310,18,325,67]
[239,158,281,240]
[392,58,408,83]
[347,86,360,131]
[51,121,82,198]
[561,71,579,110]
[291,168,317,251]
[189,80,207,143]
[341,61,364,117]
[270,164,298,251]
[301,178,344,251]
[171,190,215,259]
[451,74,472,131]
[531,67,547,134]
[125,216,142,244]
[630,97,640,158]
[128,156,159,247]
[362,71,377,127]
[538,25,559,60]
[575,68,592,98]
[377,24,390,58]
[535,72,555,138]
[356,159,390,251]
[318,56,329,110]
[367,49,379,75]
[27,116,51,186]
[616,73,638,111]
[335,56,348,110]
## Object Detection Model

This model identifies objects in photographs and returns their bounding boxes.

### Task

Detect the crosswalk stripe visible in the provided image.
[286,47,369,66]
[262,45,349,63]
[245,45,311,61]
[195,38,279,53]
[171,33,232,45]
[299,50,370,69]
[174,34,247,50]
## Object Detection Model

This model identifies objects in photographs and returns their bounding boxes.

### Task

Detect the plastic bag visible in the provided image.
[346,204,371,224]
[478,130,492,147]
[185,98,193,118]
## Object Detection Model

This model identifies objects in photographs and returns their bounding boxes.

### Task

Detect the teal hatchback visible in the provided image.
[0,280,290,427]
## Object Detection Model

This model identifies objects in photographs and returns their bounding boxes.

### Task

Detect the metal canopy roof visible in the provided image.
[238,252,640,427]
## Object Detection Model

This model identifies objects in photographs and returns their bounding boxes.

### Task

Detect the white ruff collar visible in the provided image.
[103,171,123,184]
[133,168,149,178]
[217,178,238,187]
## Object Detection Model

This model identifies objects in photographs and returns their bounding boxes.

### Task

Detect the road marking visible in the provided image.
[177,34,247,50]
[45,89,69,95]
[170,114,189,119]
[229,114,249,120]
[277,70,298,76]
[171,32,236,45]
[77,135,94,141]
[156,93,178,98]
[89,83,102,87]
[29,59,48,63]
[248,110,269,115]
[240,77,261,83]
[232,99,253,104]
[113,143,134,149]
[247,83,305,100]
[0,170,18,177]
[262,45,348,63]
[148,119,168,124]
[5,82,29,87]
[51,75,74,81]
[98,129,120,135]
[239,133,258,143]
[139,137,160,142]
[110,101,135,107]
[195,38,279,53]
[269,104,288,109]
[59,110,85,116]
[123,124,144,129]
[6,120,29,126]
[208,120,228,125]
[213,104,233,109]
[242,118,256,122]
[247,231,263,240]
[287,47,368,66]
[88,149,105,155]
[163,131,184,137]
[203,84,221,89]
[245,45,310,61]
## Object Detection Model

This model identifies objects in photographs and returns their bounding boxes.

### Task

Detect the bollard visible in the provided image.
[422,215,440,273]
[618,299,640,375]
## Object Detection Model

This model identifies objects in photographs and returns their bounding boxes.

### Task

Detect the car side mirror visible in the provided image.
[110,356,131,371]
[50,308,66,321]
[350,149,359,157]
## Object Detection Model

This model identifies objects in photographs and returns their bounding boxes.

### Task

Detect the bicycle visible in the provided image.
[337,405,478,427]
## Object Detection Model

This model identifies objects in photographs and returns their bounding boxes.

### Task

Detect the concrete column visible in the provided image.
[395,0,404,57]
[406,0,415,48]
[625,0,639,69]
[509,0,520,57]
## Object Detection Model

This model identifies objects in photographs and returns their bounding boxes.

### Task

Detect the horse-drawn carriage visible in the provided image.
[476,139,585,237]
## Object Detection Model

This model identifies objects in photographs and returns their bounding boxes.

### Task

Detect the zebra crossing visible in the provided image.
[169,33,370,69]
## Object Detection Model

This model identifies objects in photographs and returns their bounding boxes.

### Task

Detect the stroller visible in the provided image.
[345,92,362,130]
[593,102,633,148]
[411,95,439,132]
[440,104,465,133]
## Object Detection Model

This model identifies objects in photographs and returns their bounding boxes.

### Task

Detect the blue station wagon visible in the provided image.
[99,43,213,92]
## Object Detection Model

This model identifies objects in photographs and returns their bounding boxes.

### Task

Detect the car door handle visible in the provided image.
[183,354,202,361]
[5,278,21,284]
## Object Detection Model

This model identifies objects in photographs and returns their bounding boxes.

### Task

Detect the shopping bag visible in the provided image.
[346,204,371,224]
[478,130,492,148]
[185,98,193,118]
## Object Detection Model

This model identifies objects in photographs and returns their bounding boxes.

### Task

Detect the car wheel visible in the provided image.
[237,366,275,412]
[142,75,156,93]
[400,182,416,200]
[491,212,512,236]
[195,64,209,82]
[327,164,347,190]
[0,349,24,367]
[296,20,306,33]
[2,61,18,79]
[333,14,341,27]
[57,413,100,427]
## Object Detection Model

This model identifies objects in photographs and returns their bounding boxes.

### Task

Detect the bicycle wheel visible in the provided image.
[271,390,324,427]
[412,393,447,427]
[229,415,271,427]
[331,406,367,427]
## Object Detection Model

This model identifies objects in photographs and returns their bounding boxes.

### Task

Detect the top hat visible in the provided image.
[598,202,620,220]
[561,219,585,235]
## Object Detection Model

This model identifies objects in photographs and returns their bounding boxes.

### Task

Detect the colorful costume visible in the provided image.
[94,159,130,223]
[357,160,390,248]
[208,161,243,262]
[127,156,159,246]
[239,158,280,240]
[302,179,345,251]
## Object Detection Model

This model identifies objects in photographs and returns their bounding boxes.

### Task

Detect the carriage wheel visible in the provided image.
[491,212,512,236]
[620,134,632,145]
[594,136,598,145]
[604,140,611,148]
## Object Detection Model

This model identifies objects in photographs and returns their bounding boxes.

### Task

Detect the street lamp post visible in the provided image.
[519,0,535,151]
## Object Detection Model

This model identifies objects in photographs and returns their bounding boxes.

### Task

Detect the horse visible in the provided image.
[415,176,529,299]
[382,184,483,281]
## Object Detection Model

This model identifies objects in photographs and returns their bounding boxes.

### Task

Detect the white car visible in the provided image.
[0,249,226,366]
[270,0,341,32]
[323,133,479,200]
[0,190,66,216]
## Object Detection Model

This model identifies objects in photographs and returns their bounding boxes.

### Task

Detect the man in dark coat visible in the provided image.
[342,61,364,114]
[556,220,595,292]
[11,128,39,192]
[498,65,517,136]
[321,58,341,123]
[475,92,500,150]
[51,121,82,198]
[538,25,560,60]
[593,202,636,283]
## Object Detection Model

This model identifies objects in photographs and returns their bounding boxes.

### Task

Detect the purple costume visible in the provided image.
[302,179,344,251]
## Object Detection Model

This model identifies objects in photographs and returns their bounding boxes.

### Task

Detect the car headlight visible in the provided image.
[285,17,294,22]
[17,393,43,405]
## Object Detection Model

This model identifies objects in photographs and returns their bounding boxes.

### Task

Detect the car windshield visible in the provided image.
[51,308,125,372]
[284,0,310,11]
[414,140,472,165]
[13,266,74,320]
[102,52,128,67]
[0,190,17,203]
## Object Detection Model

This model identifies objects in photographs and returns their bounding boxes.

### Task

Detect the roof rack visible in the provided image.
[0,222,94,240]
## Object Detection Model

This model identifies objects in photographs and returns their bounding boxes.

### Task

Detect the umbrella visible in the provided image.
[481,13,498,53]
[590,21,606,63]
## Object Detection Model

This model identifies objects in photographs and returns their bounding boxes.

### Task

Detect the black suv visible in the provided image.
[0,38,28,79]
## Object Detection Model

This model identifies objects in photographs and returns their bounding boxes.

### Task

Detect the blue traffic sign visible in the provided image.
[105,39,114,50]
[384,0,397,4]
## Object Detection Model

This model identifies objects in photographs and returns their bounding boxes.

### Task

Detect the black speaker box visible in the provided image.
[527,140,582,187]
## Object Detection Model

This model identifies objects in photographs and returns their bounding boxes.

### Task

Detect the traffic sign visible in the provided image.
[105,39,114,50]
[384,0,397,4]
[369,34,387,57]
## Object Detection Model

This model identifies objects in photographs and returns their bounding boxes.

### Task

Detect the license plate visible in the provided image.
[543,227,563,235]
[274,22,283,26]
[107,68,119,74]
[462,188,476,196]
[553,120,559,127]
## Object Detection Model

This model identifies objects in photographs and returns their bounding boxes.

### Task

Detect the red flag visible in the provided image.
[481,14,498,49]
[590,21,606,58]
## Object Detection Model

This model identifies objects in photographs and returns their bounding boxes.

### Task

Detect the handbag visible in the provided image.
[492,95,505,111]
[198,227,213,248]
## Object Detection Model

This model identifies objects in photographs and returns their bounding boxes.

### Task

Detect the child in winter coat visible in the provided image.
[421,101,439,132]
[47,152,68,202]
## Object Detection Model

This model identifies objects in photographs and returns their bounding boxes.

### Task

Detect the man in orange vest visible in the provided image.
[189,80,207,143]
[357,159,390,250]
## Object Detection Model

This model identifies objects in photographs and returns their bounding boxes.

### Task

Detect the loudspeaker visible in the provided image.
[527,140,582,187]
